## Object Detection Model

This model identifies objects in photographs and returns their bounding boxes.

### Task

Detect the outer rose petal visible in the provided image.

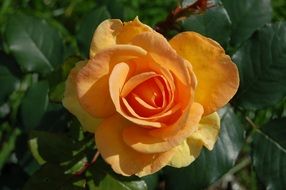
[77,45,147,118]
[168,139,202,168]
[122,103,204,153]
[116,17,153,44]
[169,32,239,115]
[90,18,152,58]
[95,114,175,177]
[189,112,220,150]
[62,61,100,133]
[132,32,194,88]
[89,19,122,58]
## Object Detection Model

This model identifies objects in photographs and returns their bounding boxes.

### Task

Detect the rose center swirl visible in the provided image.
[121,72,172,118]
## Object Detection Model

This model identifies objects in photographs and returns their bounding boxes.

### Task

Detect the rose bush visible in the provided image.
[63,18,239,177]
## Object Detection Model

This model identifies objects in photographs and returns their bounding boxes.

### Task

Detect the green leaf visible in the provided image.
[0,122,21,169]
[98,0,124,20]
[142,173,159,190]
[86,158,147,190]
[179,0,197,8]
[4,13,64,75]
[0,103,10,118]
[252,118,286,190]
[181,6,231,47]
[29,130,80,164]
[221,0,272,45]
[0,65,19,104]
[164,106,245,190]
[49,81,65,103]
[76,6,110,58]
[233,22,286,109]
[23,163,84,190]
[0,163,29,189]
[20,81,49,129]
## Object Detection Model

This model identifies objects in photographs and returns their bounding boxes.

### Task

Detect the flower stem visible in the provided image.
[155,0,215,34]
[74,151,100,176]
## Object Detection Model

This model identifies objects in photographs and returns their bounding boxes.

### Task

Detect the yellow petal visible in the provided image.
[168,140,193,167]
[62,61,100,133]
[90,18,152,58]
[95,114,175,177]
[90,19,122,58]
[189,112,220,150]
[169,32,239,115]
[122,103,204,154]
[77,45,146,118]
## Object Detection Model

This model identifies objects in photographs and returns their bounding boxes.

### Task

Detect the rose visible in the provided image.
[63,18,239,177]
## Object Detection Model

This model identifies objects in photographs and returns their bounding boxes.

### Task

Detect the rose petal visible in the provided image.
[90,18,152,58]
[77,45,147,118]
[90,19,122,58]
[62,61,100,133]
[168,139,202,168]
[169,32,239,115]
[189,112,220,150]
[109,62,164,128]
[121,71,158,97]
[95,114,175,176]
[117,17,153,44]
[150,102,203,139]
[132,32,194,88]
[122,102,204,153]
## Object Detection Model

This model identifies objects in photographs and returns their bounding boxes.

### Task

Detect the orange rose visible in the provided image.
[63,18,239,177]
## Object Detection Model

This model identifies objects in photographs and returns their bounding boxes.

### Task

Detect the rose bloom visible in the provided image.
[63,18,239,177]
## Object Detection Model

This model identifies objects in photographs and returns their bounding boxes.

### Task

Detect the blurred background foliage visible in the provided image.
[0,0,286,190]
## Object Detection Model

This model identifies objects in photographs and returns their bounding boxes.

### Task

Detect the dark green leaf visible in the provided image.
[23,163,84,190]
[164,106,245,190]
[86,158,147,190]
[181,6,231,47]
[0,103,10,118]
[49,81,65,102]
[29,130,80,163]
[98,0,124,19]
[0,65,19,104]
[15,133,41,175]
[0,123,21,169]
[142,173,159,190]
[233,22,286,109]
[5,13,64,75]
[20,81,49,129]
[221,0,272,45]
[252,118,286,190]
[0,163,29,189]
[76,7,110,58]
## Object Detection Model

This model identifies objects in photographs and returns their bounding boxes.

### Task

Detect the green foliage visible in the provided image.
[272,0,286,21]
[0,65,19,105]
[0,0,285,189]
[76,6,110,58]
[86,159,147,190]
[233,22,286,109]
[252,118,286,190]
[20,81,49,129]
[4,13,64,76]
[221,0,272,46]
[164,106,245,189]
[181,6,231,47]
[23,163,85,190]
